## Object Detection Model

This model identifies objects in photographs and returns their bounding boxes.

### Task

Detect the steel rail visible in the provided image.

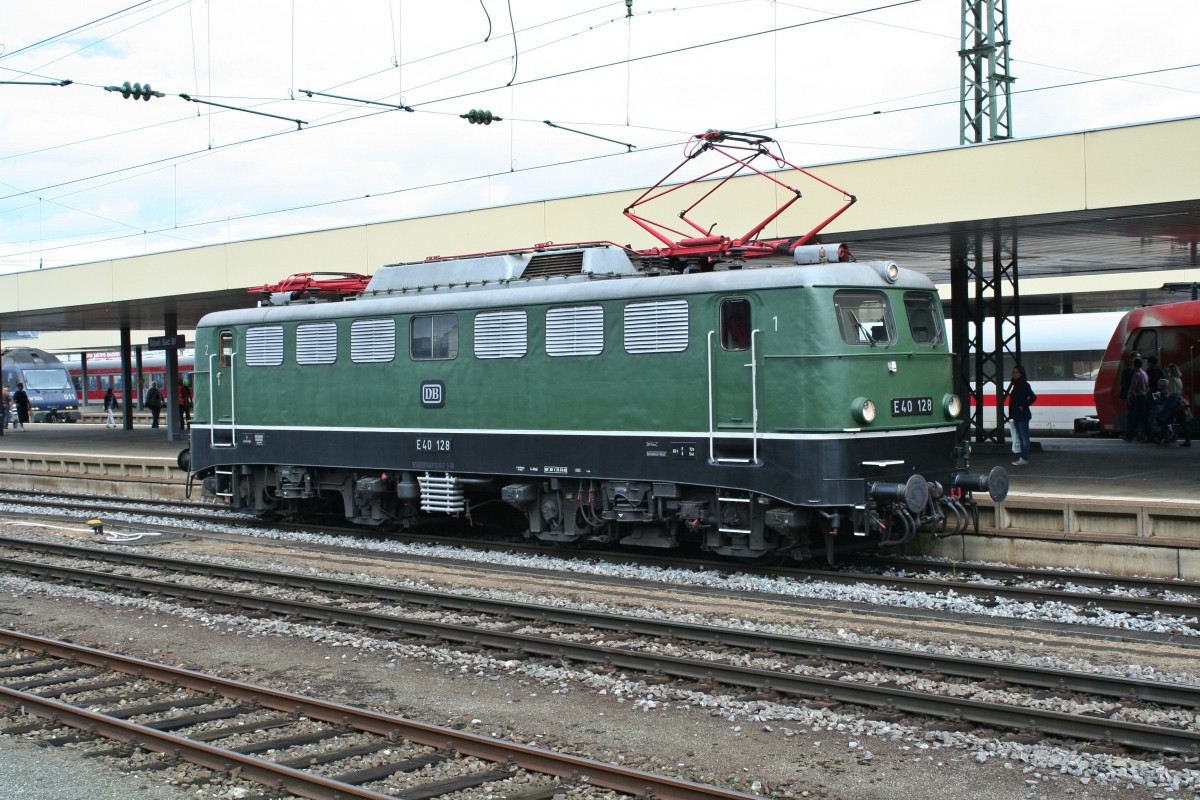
[784,568,1200,616]
[0,490,226,519]
[2,536,1198,709]
[863,556,1200,599]
[3,556,1199,755]
[0,683,400,800]
[4,489,1196,617]
[0,629,760,800]
[9,484,1200,609]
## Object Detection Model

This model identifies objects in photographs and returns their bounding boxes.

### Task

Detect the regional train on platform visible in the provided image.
[60,350,195,405]
[1091,300,1200,435]
[182,132,1008,564]
[1,347,81,422]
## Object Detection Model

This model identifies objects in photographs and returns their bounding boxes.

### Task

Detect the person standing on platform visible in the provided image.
[103,386,117,428]
[145,382,165,428]
[178,378,193,428]
[13,383,30,431]
[1147,355,1166,393]
[1006,364,1037,466]
[1168,363,1192,447]
[1,385,10,434]
[1119,351,1140,438]
[1124,357,1151,442]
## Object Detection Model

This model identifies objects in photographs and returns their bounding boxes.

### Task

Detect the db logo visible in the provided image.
[420,381,445,408]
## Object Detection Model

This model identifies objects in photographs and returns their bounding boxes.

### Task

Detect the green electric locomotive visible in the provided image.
[185,132,1006,562]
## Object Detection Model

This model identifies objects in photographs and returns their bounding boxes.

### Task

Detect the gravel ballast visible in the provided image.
[1,517,1199,799]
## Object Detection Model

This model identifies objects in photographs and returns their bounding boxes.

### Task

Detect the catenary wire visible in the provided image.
[3,4,1198,262]
[0,1,155,62]
[7,55,1199,264]
[0,1,920,204]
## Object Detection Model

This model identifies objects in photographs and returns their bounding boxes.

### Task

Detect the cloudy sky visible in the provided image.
[2,0,1197,273]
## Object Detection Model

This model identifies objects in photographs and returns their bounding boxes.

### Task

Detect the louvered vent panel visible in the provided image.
[623,299,689,353]
[523,251,585,279]
[297,321,338,365]
[474,310,528,359]
[245,326,284,366]
[546,305,604,356]
[351,318,396,363]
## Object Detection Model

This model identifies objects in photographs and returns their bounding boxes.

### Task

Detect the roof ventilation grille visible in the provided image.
[522,251,585,279]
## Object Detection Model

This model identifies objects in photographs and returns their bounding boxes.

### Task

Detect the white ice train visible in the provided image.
[949,311,1124,434]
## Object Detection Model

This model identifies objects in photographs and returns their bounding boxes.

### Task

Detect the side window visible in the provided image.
[833,290,895,346]
[297,321,338,365]
[245,326,284,366]
[219,331,234,368]
[475,310,528,359]
[1004,351,1105,381]
[411,314,459,361]
[546,305,604,357]
[719,298,751,351]
[903,292,944,344]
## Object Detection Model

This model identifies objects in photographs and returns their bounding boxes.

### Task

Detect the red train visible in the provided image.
[60,350,194,404]
[1092,301,1200,434]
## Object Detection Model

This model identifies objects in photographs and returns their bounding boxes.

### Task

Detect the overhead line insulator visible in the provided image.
[104,81,166,101]
[461,109,502,125]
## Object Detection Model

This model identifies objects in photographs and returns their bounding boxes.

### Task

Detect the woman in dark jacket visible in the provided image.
[103,387,117,428]
[1006,364,1037,466]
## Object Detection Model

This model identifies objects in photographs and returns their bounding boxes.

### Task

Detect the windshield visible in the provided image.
[23,368,72,390]
[833,290,895,346]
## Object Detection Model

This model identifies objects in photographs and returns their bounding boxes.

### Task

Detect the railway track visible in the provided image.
[0,628,757,800]
[2,536,1199,757]
[1,488,1198,622]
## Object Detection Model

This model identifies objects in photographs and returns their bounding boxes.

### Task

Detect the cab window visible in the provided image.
[903,292,944,344]
[833,290,895,346]
[219,331,234,367]
[720,298,751,351]
[1129,329,1158,361]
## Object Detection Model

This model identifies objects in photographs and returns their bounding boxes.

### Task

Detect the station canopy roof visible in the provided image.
[2,116,1198,334]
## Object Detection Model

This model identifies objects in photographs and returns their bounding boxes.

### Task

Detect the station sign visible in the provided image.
[148,334,187,350]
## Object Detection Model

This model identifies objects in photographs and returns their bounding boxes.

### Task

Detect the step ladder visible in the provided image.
[715,492,752,535]
[213,467,235,499]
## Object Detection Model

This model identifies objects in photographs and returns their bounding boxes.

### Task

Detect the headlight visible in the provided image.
[873,261,900,283]
[944,393,962,419]
[852,397,877,425]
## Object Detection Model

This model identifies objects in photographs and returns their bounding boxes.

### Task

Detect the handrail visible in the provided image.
[749,329,760,463]
[706,330,716,462]
[207,352,218,449]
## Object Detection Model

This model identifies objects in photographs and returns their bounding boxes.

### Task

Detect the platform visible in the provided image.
[0,420,187,459]
[0,423,1198,577]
